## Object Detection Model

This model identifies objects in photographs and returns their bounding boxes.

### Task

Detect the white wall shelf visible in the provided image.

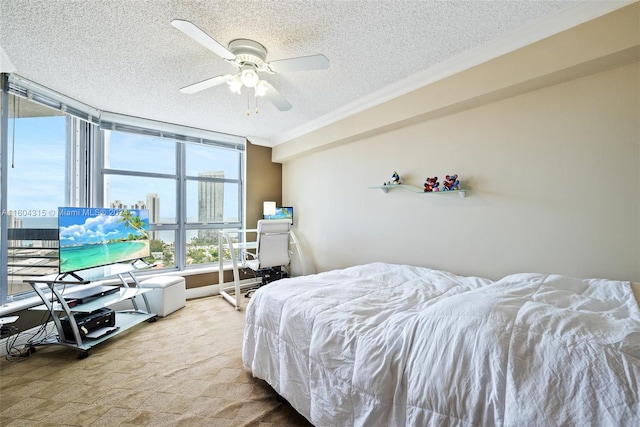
[368,184,467,197]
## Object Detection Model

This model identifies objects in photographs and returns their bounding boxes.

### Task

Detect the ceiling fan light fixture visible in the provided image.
[254,80,268,97]
[240,66,259,88]
[227,75,242,94]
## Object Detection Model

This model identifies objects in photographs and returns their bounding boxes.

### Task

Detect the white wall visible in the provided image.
[283,62,640,281]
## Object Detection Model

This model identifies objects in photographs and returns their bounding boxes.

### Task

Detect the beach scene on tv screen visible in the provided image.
[58,207,150,273]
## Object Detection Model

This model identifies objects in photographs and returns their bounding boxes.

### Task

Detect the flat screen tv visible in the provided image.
[58,207,150,275]
[264,206,294,225]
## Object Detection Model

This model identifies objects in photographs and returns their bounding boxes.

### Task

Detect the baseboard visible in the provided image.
[186,279,260,300]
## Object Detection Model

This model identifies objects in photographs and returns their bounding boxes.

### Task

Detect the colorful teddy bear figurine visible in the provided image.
[443,174,460,191]
[424,176,439,192]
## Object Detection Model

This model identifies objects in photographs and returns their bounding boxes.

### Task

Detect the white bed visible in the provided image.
[242,263,640,426]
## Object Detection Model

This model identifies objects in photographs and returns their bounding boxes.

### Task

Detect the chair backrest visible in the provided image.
[255,219,292,269]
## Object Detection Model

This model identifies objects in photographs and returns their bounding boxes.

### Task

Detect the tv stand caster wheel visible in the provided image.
[26,345,36,355]
[77,351,89,360]
[148,316,157,323]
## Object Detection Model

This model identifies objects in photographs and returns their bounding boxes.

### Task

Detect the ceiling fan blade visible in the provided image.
[267,54,330,73]
[180,74,233,94]
[171,19,235,60]
[263,82,292,111]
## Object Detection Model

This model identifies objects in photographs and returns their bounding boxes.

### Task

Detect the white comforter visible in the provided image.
[242,263,640,426]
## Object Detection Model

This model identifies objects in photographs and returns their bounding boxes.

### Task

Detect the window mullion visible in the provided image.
[176,141,186,270]
[1,75,10,304]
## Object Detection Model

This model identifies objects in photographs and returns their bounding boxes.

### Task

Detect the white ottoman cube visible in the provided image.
[139,276,186,317]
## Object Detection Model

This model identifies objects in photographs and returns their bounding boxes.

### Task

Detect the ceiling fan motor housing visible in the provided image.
[228,39,268,70]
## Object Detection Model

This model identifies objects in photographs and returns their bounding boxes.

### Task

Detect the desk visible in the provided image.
[218,228,305,310]
[25,261,156,358]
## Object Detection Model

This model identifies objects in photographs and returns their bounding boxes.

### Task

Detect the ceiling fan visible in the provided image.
[171,19,330,112]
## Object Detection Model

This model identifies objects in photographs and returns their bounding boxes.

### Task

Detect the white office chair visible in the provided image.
[244,219,292,297]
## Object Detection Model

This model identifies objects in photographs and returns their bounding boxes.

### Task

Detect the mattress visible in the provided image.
[243,263,640,426]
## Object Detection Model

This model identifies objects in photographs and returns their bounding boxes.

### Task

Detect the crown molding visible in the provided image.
[246,135,271,147]
[271,0,636,147]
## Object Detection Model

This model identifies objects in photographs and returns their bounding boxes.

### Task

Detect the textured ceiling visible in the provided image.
[0,1,626,146]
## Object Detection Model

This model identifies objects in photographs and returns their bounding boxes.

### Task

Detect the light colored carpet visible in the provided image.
[0,295,313,426]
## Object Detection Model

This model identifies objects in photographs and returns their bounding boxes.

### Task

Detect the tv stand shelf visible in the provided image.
[25,266,156,359]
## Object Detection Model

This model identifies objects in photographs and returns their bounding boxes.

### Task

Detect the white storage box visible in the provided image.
[139,276,186,317]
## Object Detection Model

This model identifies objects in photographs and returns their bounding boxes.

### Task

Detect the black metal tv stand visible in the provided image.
[25,265,156,359]
[57,271,87,282]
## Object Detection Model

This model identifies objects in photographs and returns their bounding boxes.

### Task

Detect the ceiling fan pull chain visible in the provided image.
[255,95,259,114]
[246,94,250,116]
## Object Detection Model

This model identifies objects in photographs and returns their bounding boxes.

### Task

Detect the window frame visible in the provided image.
[0,73,246,305]
[97,129,245,271]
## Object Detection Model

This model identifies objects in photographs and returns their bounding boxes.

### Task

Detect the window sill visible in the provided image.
[0,295,45,317]
[0,264,238,316]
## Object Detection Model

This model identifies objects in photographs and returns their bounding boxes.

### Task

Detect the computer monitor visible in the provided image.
[264,206,293,225]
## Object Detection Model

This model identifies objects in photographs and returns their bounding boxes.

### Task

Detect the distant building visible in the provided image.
[111,200,126,209]
[7,213,22,247]
[131,200,147,209]
[198,171,224,240]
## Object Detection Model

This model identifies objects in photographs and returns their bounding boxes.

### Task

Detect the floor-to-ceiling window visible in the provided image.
[2,94,68,297]
[102,131,179,269]
[184,141,242,265]
[0,74,245,305]
[100,129,244,270]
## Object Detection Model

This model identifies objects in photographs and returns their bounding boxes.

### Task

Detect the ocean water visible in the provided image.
[60,241,149,273]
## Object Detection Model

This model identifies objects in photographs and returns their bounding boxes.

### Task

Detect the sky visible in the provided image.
[6,116,66,227]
